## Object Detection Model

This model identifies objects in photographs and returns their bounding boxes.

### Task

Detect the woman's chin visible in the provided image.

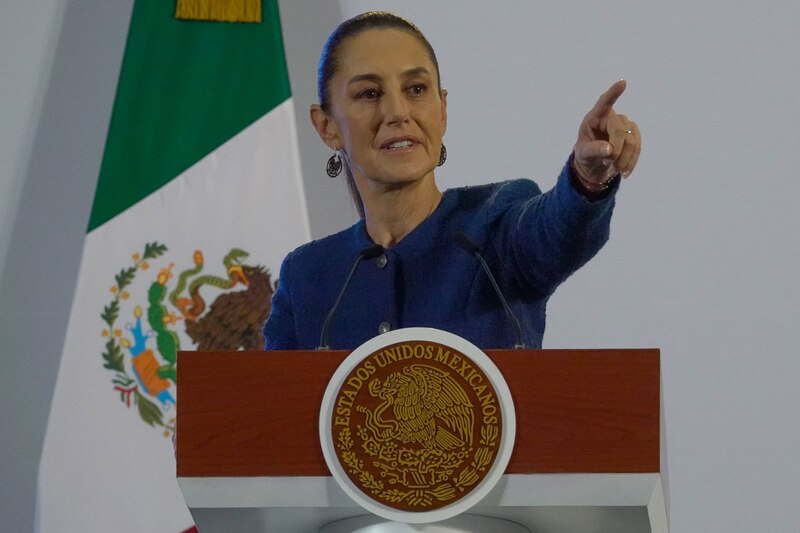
[374,170,435,189]
[352,158,438,191]
[379,160,437,183]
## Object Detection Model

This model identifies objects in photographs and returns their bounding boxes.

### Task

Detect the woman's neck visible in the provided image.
[361,177,442,248]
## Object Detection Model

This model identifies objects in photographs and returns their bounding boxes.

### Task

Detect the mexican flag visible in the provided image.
[36,1,310,531]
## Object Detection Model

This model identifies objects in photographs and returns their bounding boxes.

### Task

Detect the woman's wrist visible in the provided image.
[569,153,619,199]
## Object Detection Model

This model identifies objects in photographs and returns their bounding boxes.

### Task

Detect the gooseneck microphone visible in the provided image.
[317,245,385,351]
[454,231,526,349]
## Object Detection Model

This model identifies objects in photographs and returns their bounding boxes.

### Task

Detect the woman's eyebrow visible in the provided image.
[347,73,382,86]
[400,67,431,79]
[347,67,431,86]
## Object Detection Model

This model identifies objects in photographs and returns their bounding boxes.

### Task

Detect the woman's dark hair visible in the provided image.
[316,12,443,219]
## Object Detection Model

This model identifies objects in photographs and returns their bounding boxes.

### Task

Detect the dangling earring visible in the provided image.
[438,144,447,167]
[326,150,342,178]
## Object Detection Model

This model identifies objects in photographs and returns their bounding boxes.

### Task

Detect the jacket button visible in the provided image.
[378,321,392,334]
[375,254,388,269]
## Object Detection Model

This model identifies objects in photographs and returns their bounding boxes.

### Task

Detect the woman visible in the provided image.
[263,12,641,350]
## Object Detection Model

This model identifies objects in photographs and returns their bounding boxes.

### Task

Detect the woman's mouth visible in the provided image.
[386,140,413,150]
[380,137,419,153]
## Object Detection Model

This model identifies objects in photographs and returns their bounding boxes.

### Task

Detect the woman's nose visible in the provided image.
[381,91,410,125]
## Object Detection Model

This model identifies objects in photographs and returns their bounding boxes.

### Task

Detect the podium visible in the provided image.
[176,349,668,532]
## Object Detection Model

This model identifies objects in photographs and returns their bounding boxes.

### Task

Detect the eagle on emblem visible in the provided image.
[169,248,276,351]
[365,364,475,450]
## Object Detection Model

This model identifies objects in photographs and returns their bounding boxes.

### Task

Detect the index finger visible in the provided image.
[588,79,627,118]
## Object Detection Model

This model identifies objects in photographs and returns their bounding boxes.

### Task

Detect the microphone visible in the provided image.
[454,231,526,349]
[317,244,385,350]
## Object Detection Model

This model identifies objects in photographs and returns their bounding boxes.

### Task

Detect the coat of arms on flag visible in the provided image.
[100,243,275,435]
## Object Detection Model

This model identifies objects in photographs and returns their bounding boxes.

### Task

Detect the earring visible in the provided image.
[438,144,447,167]
[326,150,342,178]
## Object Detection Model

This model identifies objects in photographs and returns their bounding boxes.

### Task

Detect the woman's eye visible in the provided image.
[408,84,427,96]
[357,88,380,100]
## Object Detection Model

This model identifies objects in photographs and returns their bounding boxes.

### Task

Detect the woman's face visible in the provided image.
[315,29,447,191]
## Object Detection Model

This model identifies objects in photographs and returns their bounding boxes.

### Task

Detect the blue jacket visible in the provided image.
[264,162,617,350]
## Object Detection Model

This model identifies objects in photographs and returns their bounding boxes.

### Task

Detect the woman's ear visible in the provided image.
[440,89,448,135]
[310,104,340,149]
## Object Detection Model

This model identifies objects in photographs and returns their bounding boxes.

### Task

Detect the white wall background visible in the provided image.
[1,1,798,532]
[0,2,135,532]
[0,2,63,282]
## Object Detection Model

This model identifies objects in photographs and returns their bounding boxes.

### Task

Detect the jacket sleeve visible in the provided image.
[489,159,618,298]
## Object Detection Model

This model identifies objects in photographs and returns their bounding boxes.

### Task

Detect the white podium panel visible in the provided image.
[179,473,668,533]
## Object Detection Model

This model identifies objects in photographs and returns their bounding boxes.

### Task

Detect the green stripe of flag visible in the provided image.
[88,0,290,231]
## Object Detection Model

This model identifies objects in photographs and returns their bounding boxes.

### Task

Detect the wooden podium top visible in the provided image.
[176,349,659,478]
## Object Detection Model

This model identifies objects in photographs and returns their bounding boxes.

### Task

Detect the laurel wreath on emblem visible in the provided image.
[336,421,498,507]
[101,242,173,435]
[100,241,275,437]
